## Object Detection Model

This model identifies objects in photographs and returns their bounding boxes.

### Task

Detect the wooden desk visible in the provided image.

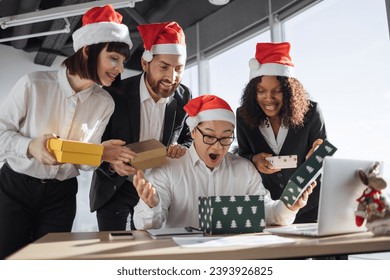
[7,229,390,260]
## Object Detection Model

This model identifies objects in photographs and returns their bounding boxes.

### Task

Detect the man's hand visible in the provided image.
[285,139,322,210]
[28,134,58,165]
[109,161,137,176]
[287,180,317,211]
[167,143,187,158]
[133,170,159,208]
[252,153,281,174]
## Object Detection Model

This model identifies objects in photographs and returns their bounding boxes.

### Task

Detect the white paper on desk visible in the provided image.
[173,236,222,246]
[173,235,295,248]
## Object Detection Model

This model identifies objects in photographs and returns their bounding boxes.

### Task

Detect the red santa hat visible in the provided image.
[184,95,235,130]
[137,21,186,62]
[249,42,295,80]
[72,5,132,52]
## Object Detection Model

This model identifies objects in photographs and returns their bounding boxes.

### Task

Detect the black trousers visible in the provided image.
[96,180,139,231]
[0,164,77,259]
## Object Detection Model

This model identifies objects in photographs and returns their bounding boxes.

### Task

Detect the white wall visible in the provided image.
[0,44,62,98]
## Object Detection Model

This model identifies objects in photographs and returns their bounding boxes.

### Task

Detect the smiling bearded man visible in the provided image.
[89,21,193,232]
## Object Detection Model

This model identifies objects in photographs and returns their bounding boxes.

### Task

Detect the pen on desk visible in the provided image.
[184,226,202,232]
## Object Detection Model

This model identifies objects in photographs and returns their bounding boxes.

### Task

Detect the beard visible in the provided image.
[147,75,179,98]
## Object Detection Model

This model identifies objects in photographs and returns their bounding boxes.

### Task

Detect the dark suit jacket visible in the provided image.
[236,101,326,223]
[89,73,192,212]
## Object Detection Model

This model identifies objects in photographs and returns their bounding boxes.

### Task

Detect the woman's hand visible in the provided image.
[306,139,324,160]
[252,153,281,174]
[28,133,58,165]
[101,139,137,164]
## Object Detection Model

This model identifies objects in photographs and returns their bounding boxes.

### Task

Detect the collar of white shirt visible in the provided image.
[259,118,288,155]
[58,67,94,103]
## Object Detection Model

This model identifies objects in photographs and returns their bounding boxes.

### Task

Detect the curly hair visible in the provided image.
[238,76,311,129]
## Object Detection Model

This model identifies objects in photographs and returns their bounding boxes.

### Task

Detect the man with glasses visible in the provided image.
[132,95,315,229]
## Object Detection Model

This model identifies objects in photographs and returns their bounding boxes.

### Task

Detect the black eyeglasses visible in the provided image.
[196,127,234,146]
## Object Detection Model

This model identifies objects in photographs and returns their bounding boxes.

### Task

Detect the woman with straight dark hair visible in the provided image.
[0,5,135,259]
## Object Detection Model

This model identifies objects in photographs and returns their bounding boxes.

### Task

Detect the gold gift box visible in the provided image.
[48,139,103,166]
[126,139,166,170]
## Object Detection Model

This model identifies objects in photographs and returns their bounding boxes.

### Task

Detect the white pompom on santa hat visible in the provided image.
[137,21,186,62]
[249,42,295,80]
[184,94,235,131]
[72,4,132,52]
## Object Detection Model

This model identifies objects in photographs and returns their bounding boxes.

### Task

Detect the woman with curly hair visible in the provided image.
[236,42,327,223]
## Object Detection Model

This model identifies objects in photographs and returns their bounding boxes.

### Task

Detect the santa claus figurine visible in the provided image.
[355,162,390,235]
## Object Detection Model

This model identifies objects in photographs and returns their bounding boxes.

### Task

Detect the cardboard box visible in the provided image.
[198,195,265,234]
[280,139,337,206]
[126,139,166,170]
[48,139,103,166]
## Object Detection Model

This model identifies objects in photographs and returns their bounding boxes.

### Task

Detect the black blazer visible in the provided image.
[236,101,327,223]
[89,74,192,212]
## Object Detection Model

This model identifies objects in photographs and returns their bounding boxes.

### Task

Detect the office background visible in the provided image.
[0,0,389,259]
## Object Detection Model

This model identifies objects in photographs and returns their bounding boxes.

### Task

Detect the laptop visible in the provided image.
[265,157,384,237]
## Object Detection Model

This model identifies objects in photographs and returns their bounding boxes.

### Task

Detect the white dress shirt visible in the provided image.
[134,144,297,229]
[139,73,168,142]
[259,118,289,155]
[0,67,114,180]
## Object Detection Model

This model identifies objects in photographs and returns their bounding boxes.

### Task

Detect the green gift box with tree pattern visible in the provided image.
[198,195,265,234]
[280,139,337,207]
